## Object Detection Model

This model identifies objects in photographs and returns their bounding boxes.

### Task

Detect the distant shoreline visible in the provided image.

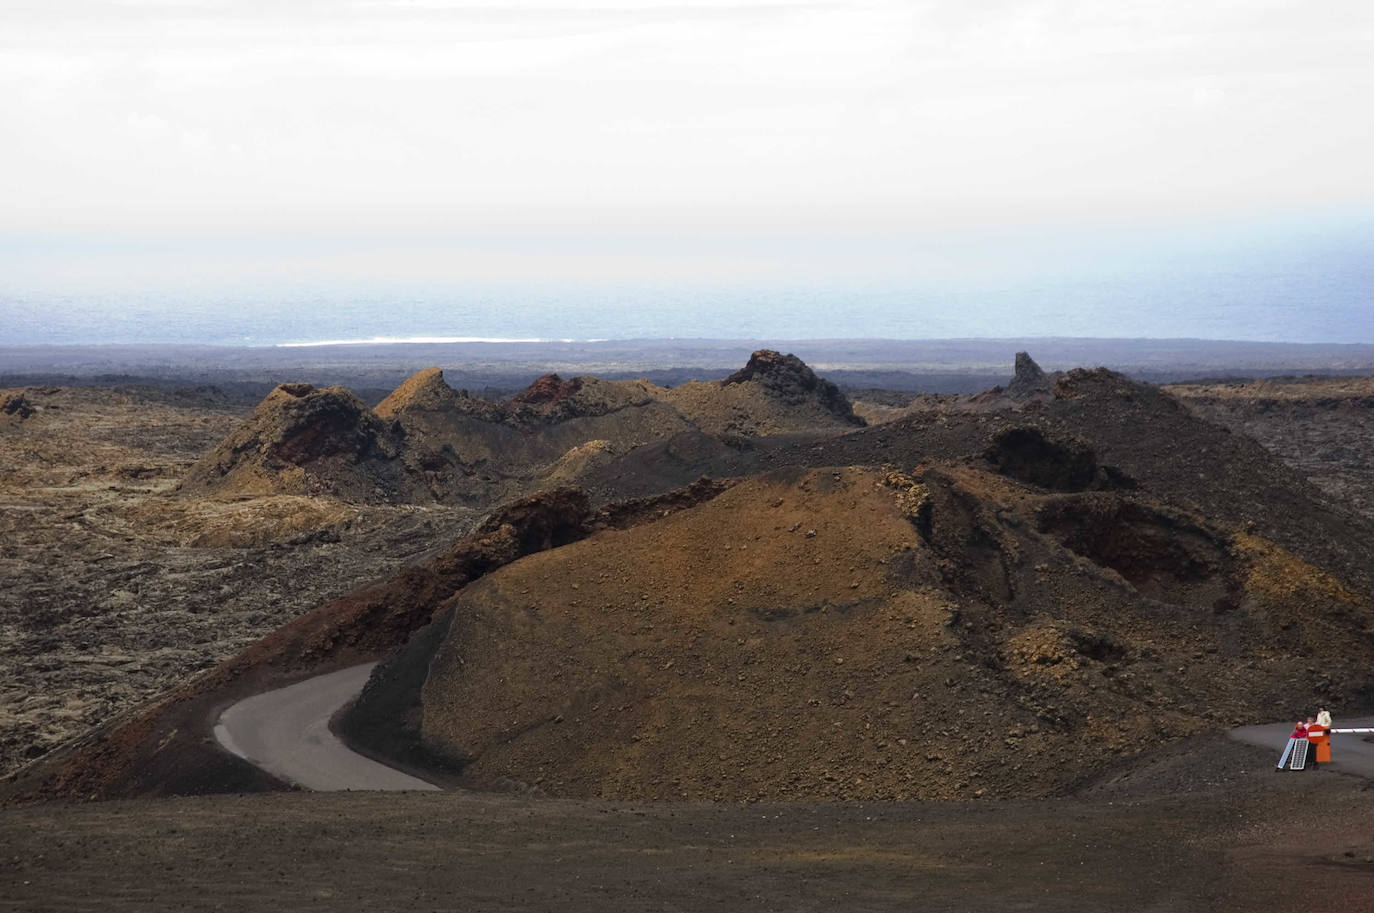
[274,336,603,347]
[4,337,1373,400]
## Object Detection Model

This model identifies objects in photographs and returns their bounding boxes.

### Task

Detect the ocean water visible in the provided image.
[2,216,1371,347]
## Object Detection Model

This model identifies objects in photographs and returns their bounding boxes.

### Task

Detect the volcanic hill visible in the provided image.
[343,455,1374,801]
[178,382,418,502]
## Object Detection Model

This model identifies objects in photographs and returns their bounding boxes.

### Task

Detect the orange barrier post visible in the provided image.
[1308,725,1331,763]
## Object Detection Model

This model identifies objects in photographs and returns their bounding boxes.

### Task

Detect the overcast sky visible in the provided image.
[1,0,1372,334]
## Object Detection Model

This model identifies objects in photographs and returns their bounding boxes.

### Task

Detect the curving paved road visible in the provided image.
[1229,715,1374,778]
[216,661,1374,792]
[214,662,439,792]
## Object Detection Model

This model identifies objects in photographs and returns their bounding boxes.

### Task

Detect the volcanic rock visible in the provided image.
[256,353,865,504]
[1167,375,1374,522]
[959,351,1060,410]
[0,479,735,803]
[511,373,583,407]
[1007,351,1051,398]
[0,389,34,420]
[657,350,864,436]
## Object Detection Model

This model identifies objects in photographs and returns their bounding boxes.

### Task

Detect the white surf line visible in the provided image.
[273,336,605,347]
[214,662,439,792]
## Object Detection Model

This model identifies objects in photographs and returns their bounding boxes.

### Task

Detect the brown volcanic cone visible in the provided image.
[354,463,1374,802]
[179,382,418,502]
[374,367,464,417]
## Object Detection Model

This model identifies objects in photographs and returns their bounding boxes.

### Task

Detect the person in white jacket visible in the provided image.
[1316,706,1332,728]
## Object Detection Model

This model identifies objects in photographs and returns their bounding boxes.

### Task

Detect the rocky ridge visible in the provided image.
[181,352,864,506]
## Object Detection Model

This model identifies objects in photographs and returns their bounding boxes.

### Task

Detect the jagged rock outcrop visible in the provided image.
[1007,351,1052,399]
[659,350,865,435]
[960,351,1061,411]
[179,383,416,501]
[511,373,583,407]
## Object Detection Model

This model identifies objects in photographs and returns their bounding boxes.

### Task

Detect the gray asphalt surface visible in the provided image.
[214,662,439,791]
[1229,714,1374,778]
[215,661,1374,793]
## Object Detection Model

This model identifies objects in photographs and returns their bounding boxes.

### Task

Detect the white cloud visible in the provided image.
[0,0,1371,247]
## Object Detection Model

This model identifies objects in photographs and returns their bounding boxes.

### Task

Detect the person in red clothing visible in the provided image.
[1291,719,1312,769]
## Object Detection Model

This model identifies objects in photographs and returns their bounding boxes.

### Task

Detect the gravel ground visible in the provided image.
[2,767,1371,913]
